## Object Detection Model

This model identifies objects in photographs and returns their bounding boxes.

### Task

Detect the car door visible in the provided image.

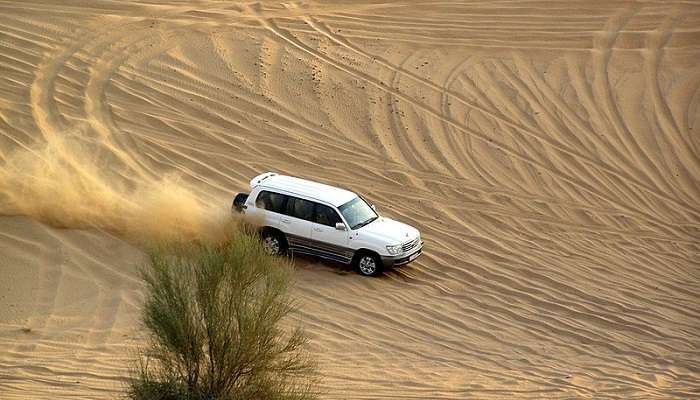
[280,196,314,250]
[311,203,352,263]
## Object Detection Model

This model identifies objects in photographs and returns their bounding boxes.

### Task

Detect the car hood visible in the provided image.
[356,217,419,245]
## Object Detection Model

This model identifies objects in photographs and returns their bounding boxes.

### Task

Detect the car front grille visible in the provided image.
[402,237,420,253]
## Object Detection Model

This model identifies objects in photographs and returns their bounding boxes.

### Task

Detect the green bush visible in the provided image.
[127,226,318,400]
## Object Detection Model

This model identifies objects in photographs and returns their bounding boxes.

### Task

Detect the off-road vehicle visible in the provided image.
[232,172,423,276]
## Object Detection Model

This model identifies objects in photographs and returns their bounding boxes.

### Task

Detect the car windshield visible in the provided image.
[339,197,378,230]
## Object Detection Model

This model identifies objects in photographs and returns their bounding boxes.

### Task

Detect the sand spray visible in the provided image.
[0,135,232,242]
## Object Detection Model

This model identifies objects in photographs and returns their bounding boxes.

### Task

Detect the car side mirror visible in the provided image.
[335,222,346,231]
[371,204,376,211]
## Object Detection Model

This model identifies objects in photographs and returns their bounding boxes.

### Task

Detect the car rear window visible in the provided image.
[255,190,287,214]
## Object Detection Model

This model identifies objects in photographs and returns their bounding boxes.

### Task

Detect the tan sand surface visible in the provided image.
[0,1,698,398]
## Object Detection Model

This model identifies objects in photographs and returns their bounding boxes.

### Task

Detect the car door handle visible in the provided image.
[313,227,323,232]
[281,218,291,224]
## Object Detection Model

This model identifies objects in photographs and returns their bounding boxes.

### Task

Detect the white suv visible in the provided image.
[232,172,423,276]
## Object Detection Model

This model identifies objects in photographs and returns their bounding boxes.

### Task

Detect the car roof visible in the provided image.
[252,173,357,207]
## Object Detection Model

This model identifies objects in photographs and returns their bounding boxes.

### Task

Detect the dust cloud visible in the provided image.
[0,136,231,242]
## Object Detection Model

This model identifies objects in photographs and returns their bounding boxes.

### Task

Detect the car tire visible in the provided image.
[354,252,383,277]
[261,230,286,256]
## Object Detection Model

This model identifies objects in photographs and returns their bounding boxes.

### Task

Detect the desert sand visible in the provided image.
[0,0,698,398]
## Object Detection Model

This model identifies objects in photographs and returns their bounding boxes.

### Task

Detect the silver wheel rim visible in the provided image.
[263,236,280,255]
[359,256,377,275]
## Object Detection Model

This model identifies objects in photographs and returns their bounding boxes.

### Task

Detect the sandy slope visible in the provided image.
[0,1,699,398]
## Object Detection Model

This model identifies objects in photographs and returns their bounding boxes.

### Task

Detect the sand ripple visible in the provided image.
[0,1,698,398]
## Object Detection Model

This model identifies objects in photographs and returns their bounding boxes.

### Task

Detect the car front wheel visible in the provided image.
[356,253,382,277]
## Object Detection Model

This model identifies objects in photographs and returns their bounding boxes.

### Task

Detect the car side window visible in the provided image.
[314,204,342,227]
[255,191,287,214]
[285,197,314,221]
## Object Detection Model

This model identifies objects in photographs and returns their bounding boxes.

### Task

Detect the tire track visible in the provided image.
[256,9,700,225]
[298,7,700,217]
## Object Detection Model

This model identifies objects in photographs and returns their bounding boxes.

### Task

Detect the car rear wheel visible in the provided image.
[261,230,285,256]
[356,253,382,277]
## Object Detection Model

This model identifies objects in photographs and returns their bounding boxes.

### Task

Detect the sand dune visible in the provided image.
[1,1,699,398]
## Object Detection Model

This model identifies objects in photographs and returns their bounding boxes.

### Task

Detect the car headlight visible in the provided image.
[386,244,403,255]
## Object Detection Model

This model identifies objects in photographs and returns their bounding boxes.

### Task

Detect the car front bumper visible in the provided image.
[381,242,423,268]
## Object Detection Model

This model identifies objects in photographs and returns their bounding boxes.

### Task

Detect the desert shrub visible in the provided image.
[127,226,318,400]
